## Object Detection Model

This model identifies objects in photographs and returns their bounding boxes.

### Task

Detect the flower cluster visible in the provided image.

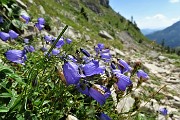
[61,43,149,119]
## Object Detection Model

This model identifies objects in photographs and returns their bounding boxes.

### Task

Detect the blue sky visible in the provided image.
[109,0,180,29]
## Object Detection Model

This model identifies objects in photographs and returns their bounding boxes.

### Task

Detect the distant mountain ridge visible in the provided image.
[141,28,160,35]
[146,21,180,48]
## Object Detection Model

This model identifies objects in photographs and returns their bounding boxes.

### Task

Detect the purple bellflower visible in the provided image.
[89,85,111,105]
[9,30,19,39]
[66,38,72,44]
[82,60,105,76]
[118,59,132,74]
[63,62,81,85]
[97,43,104,51]
[5,50,27,65]
[160,108,168,116]
[35,23,44,31]
[37,18,45,25]
[116,73,132,91]
[52,49,60,55]
[137,70,149,80]
[44,35,53,43]
[0,32,10,41]
[24,45,35,53]
[76,81,90,96]
[24,38,29,43]
[99,113,111,120]
[80,48,90,57]
[55,38,64,48]
[21,14,30,24]
[41,46,48,52]
[100,52,111,60]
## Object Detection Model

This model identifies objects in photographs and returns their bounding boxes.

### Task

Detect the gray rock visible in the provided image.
[114,48,125,57]
[158,56,166,61]
[117,96,135,113]
[84,35,91,41]
[66,115,78,120]
[147,50,160,58]
[99,30,114,40]
[99,0,109,7]
[39,5,45,14]
[171,68,180,73]
[28,0,33,4]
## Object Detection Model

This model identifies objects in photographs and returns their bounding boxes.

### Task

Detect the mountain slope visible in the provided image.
[146,21,180,48]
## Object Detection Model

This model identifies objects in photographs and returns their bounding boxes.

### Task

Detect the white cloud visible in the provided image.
[136,14,180,29]
[169,0,179,3]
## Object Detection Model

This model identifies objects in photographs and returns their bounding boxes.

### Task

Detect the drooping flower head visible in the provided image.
[137,70,149,80]
[118,59,132,74]
[41,46,48,52]
[97,43,104,51]
[55,37,64,48]
[89,85,111,105]
[5,50,27,65]
[37,17,45,25]
[9,30,19,39]
[52,49,60,55]
[0,32,10,41]
[44,35,53,43]
[99,113,111,120]
[24,38,29,43]
[35,23,44,31]
[20,14,30,24]
[80,48,90,57]
[66,38,72,44]
[115,73,132,91]
[24,45,35,53]
[160,108,168,116]
[68,55,77,63]
[82,60,105,76]
[63,62,81,85]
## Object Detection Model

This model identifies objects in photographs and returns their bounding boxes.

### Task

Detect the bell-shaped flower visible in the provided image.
[63,62,81,85]
[20,14,30,24]
[55,38,64,48]
[82,60,105,76]
[41,46,48,52]
[118,59,132,74]
[97,43,104,50]
[99,113,111,120]
[80,48,90,57]
[24,45,35,53]
[0,16,3,23]
[89,85,111,105]
[137,70,149,80]
[44,35,53,42]
[52,49,60,55]
[160,108,168,116]
[24,38,29,43]
[116,73,132,91]
[89,87,106,105]
[66,38,72,44]
[37,17,45,25]
[100,52,111,60]
[82,56,91,63]
[5,50,27,65]
[35,23,44,31]
[9,30,19,39]
[0,32,10,41]
[111,62,116,69]
[101,49,110,53]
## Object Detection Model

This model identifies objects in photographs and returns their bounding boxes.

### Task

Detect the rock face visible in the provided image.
[99,30,114,40]
[99,0,109,7]
[81,0,109,14]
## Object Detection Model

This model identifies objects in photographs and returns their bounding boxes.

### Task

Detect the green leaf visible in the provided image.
[7,73,25,85]
[0,93,12,98]
[0,107,9,112]
[12,19,26,30]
